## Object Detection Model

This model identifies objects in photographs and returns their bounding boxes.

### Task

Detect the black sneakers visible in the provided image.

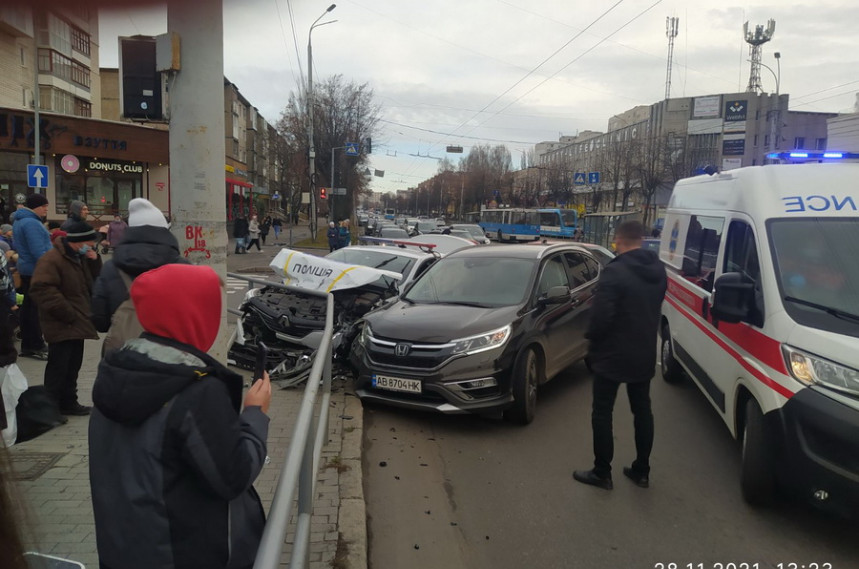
[60,403,91,416]
[20,349,49,360]
[622,467,650,488]
[573,469,613,490]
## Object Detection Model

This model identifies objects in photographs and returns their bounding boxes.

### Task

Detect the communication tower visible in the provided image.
[665,17,679,100]
[744,19,776,94]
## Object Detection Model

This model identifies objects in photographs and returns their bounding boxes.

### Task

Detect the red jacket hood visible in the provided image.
[131,264,222,352]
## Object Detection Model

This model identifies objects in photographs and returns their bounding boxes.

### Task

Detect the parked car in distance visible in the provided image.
[378,226,411,240]
[350,243,603,424]
[451,223,491,245]
[413,220,440,235]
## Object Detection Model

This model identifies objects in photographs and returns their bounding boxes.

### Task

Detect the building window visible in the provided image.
[794,137,805,149]
[816,138,826,150]
[75,98,91,117]
[20,47,26,66]
[71,26,91,57]
[753,135,758,146]
[38,49,91,89]
[764,135,770,146]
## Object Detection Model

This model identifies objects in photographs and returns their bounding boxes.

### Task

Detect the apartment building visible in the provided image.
[537,91,836,216]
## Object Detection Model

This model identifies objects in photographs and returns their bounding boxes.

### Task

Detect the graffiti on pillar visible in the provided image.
[183,225,211,259]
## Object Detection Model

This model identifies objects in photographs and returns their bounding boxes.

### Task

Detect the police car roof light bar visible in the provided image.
[358,236,437,250]
[766,151,859,161]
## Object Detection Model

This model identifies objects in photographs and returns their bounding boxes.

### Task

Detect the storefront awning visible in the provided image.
[226,177,254,188]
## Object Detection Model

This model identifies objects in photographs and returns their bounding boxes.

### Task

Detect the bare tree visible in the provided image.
[277,75,382,223]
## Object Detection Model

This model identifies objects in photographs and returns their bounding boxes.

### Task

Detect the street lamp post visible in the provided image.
[757,52,781,154]
[307,4,336,240]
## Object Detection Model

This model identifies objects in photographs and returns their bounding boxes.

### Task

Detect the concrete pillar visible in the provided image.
[167,0,229,358]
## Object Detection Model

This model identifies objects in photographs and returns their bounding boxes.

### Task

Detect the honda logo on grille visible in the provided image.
[395,343,411,357]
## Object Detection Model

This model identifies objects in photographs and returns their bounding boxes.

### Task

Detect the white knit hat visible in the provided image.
[128,198,168,228]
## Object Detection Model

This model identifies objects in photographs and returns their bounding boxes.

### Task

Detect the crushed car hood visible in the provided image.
[270,248,403,292]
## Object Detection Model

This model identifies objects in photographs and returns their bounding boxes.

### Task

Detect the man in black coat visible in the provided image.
[233,212,249,254]
[91,198,188,341]
[574,220,667,490]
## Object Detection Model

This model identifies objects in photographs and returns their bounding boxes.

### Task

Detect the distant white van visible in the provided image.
[659,162,859,515]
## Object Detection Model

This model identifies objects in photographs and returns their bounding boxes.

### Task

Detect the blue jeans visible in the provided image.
[235,236,247,252]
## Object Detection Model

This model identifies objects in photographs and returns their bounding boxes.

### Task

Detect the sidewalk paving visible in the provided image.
[7,222,366,569]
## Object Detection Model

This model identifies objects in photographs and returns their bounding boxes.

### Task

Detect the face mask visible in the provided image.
[78,244,91,255]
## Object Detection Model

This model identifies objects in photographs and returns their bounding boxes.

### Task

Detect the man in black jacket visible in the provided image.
[91,198,187,345]
[233,212,249,254]
[574,220,667,490]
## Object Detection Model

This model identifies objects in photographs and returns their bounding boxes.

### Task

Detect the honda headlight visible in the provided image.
[358,323,373,347]
[451,325,511,356]
[783,345,859,397]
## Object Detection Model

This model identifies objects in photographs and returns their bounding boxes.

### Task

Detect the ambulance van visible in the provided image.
[659,162,859,515]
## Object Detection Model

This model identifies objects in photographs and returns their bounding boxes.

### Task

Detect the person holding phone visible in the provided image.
[88,264,272,569]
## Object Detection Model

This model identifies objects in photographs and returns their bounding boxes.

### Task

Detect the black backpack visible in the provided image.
[16,386,65,442]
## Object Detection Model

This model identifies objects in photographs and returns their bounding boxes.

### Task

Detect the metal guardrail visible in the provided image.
[226,272,334,569]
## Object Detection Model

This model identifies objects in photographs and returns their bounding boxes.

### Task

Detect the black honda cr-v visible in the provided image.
[350,243,607,424]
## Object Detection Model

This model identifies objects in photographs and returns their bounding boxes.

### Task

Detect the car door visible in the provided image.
[562,251,599,363]
[532,252,577,380]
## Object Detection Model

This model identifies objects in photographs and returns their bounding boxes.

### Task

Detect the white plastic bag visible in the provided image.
[1,363,29,446]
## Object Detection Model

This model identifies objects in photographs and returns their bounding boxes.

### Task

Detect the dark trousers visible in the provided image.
[19,275,46,353]
[247,237,261,251]
[591,375,654,478]
[44,339,85,408]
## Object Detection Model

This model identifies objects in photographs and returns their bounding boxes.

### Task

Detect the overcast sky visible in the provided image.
[98,0,859,194]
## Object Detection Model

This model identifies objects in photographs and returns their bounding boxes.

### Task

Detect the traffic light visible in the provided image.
[319,187,327,200]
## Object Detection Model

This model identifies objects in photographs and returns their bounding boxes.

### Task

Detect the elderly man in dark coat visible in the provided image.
[30,220,102,415]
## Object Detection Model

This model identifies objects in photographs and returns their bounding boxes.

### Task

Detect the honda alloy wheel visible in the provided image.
[505,348,539,425]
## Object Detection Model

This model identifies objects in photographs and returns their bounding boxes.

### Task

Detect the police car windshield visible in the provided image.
[405,257,535,306]
[770,218,859,331]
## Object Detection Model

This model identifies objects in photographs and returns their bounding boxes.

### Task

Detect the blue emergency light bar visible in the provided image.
[766,151,859,161]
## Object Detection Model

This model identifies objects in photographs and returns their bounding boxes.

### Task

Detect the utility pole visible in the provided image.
[167,0,228,356]
[307,5,336,241]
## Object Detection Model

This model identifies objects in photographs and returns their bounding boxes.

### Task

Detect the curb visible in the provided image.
[338,392,367,568]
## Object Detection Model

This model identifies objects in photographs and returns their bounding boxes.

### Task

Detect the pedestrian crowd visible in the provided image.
[1,195,272,569]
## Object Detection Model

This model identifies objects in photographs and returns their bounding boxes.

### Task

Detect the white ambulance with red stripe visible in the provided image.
[659,160,859,515]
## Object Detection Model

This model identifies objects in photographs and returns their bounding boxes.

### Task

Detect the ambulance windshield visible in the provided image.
[770,218,859,332]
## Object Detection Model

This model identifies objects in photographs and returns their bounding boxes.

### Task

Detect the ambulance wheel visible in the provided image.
[505,348,538,425]
[741,398,776,506]
[660,324,683,384]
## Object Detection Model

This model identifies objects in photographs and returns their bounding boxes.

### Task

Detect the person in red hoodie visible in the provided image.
[88,264,271,569]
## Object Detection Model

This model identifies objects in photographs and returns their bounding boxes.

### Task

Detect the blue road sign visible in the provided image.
[345,142,359,156]
[574,172,586,185]
[588,171,600,184]
[27,164,48,188]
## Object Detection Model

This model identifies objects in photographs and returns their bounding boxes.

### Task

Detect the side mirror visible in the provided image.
[539,285,569,305]
[711,272,754,323]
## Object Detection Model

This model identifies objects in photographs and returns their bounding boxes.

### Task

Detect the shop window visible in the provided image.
[682,215,724,292]
[56,163,142,218]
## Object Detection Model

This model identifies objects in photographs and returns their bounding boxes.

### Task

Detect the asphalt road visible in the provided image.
[363,361,858,569]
